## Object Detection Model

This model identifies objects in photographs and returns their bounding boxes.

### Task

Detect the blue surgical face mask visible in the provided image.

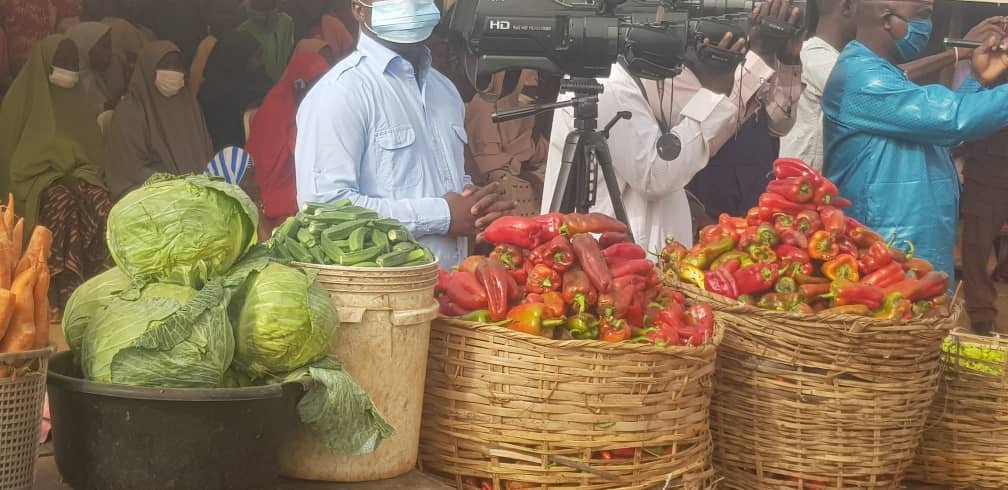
[358,0,441,44]
[893,15,932,62]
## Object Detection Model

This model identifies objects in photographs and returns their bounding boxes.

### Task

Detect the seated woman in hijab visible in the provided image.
[199,30,272,150]
[67,21,127,113]
[0,35,113,308]
[105,41,215,199]
[190,0,246,98]
[246,51,330,231]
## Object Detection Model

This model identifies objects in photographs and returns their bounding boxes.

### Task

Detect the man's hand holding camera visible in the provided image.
[748,0,804,65]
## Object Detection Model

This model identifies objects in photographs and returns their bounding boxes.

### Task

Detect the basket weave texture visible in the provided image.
[909,330,1008,488]
[0,347,52,490]
[672,283,958,489]
[419,318,723,490]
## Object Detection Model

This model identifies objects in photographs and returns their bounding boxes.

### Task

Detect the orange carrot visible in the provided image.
[0,265,36,355]
[3,194,13,237]
[0,290,15,341]
[15,226,51,277]
[0,236,11,290]
[32,260,49,350]
[11,217,23,258]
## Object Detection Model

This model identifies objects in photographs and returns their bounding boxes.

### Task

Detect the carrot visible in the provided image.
[0,236,11,290]
[0,264,36,355]
[0,290,15,341]
[11,217,23,258]
[3,194,13,237]
[32,259,49,350]
[15,226,51,277]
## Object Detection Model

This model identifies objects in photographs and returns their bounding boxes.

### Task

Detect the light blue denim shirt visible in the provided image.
[294,33,470,268]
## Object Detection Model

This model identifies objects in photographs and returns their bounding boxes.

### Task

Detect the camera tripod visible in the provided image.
[492,78,635,240]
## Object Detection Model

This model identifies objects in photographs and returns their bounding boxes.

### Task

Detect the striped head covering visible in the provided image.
[206,146,254,184]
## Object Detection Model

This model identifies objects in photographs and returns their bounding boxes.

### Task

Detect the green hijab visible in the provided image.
[0,35,107,235]
[239,11,296,82]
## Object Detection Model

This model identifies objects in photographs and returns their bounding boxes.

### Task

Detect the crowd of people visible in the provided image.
[1,0,1008,334]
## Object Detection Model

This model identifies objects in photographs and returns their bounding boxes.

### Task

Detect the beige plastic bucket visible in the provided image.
[280,261,440,481]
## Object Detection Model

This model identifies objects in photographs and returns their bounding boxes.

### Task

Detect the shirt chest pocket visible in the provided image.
[375,126,423,191]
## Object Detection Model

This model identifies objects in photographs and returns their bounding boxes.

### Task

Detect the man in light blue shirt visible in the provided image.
[294,0,512,268]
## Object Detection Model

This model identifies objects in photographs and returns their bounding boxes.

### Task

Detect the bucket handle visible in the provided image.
[336,302,440,326]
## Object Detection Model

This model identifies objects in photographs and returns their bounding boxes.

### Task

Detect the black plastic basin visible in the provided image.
[46,352,304,490]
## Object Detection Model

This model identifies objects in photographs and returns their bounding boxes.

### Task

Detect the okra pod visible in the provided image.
[348,227,369,252]
[285,240,313,263]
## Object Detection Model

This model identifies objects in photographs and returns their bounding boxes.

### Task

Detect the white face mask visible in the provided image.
[155,69,186,97]
[49,67,80,89]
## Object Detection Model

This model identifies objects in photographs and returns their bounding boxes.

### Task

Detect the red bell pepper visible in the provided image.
[719,213,749,234]
[705,263,741,299]
[603,242,647,264]
[745,207,762,226]
[861,261,904,288]
[483,216,543,249]
[699,223,740,246]
[795,210,822,236]
[444,271,489,310]
[535,213,565,241]
[747,244,778,264]
[529,235,576,272]
[682,236,735,269]
[733,263,779,295]
[598,232,632,249]
[826,280,885,310]
[773,213,795,233]
[836,235,858,258]
[818,206,845,234]
[778,228,808,249]
[758,193,815,220]
[808,231,839,261]
[436,268,451,296]
[489,244,526,271]
[562,268,598,312]
[755,224,780,247]
[780,260,815,279]
[845,217,884,247]
[476,259,518,321]
[571,234,614,293]
[509,261,531,285]
[774,276,798,294]
[599,316,631,342]
[564,213,628,235]
[506,303,564,337]
[822,254,859,282]
[659,240,689,272]
[610,259,655,279]
[597,283,634,319]
[776,244,810,264]
[527,291,566,318]
[813,178,840,206]
[527,263,561,294]
[438,295,472,317]
[858,241,894,274]
[458,255,487,274]
[767,176,814,203]
[773,158,823,185]
[680,303,715,346]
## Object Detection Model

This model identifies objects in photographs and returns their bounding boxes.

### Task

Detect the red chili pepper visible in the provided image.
[534,213,565,241]
[861,261,904,288]
[719,213,749,234]
[680,303,715,346]
[682,236,735,269]
[571,234,614,293]
[799,282,831,300]
[438,295,472,317]
[562,268,598,312]
[822,254,860,282]
[912,271,949,301]
[505,303,564,337]
[858,241,894,275]
[834,197,852,209]
[705,264,741,299]
[808,231,839,261]
[529,235,576,272]
[813,179,840,206]
[904,258,934,278]
[844,217,884,247]
[476,259,517,321]
[483,216,543,249]
[444,271,490,310]
[710,251,753,270]
[818,206,845,234]
[599,316,631,342]
[458,255,488,274]
[773,158,823,186]
[884,278,924,300]
[598,232,632,249]
[597,284,634,319]
[826,280,885,310]
[609,258,655,279]
[563,213,628,235]
[527,263,561,294]
[874,292,913,320]
[767,176,814,203]
[776,244,810,264]
[795,210,822,236]
[733,263,779,295]
[436,268,451,296]
[603,242,647,264]
[699,223,740,246]
[758,193,815,220]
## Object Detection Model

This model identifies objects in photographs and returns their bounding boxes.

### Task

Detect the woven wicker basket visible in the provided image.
[670,283,958,489]
[419,318,723,490]
[909,329,1008,488]
[0,347,52,490]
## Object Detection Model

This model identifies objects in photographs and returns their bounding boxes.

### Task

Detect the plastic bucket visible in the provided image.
[46,352,303,490]
[282,261,440,481]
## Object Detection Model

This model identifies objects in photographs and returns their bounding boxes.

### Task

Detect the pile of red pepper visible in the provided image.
[437,213,716,347]
[661,158,952,320]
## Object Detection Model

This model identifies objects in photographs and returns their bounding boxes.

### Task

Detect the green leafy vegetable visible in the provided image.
[62,267,132,353]
[106,174,258,289]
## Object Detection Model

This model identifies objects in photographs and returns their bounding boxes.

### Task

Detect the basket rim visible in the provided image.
[671,280,960,330]
[436,317,724,354]
[945,327,1008,349]
[0,345,53,362]
[293,259,440,273]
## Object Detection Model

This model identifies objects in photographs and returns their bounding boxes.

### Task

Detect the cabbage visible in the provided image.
[231,262,337,377]
[106,174,258,288]
[81,281,235,388]
[62,268,132,353]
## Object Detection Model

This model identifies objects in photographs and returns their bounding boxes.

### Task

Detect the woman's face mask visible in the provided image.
[155,69,186,97]
[49,66,81,89]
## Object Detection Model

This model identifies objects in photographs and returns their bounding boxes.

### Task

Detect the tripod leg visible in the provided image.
[551,130,586,214]
[588,133,635,241]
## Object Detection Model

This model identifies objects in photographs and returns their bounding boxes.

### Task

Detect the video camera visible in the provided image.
[445,0,802,83]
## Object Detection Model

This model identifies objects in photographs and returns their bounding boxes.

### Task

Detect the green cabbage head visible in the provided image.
[232,263,338,377]
[81,281,235,388]
[62,267,132,353]
[106,174,258,288]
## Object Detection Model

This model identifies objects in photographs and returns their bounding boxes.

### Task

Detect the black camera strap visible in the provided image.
[619,59,682,161]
